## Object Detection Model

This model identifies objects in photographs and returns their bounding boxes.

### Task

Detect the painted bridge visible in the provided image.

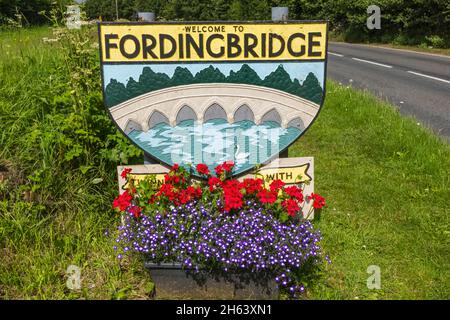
[109,83,321,133]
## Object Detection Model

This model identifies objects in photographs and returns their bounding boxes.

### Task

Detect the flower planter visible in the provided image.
[145,262,278,300]
[115,163,326,299]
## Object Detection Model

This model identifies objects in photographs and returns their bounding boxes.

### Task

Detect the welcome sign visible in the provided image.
[99,22,328,177]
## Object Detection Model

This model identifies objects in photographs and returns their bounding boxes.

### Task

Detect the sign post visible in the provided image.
[98,20,328,218]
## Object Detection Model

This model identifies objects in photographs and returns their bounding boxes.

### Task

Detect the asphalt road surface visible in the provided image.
[327,42,450,139]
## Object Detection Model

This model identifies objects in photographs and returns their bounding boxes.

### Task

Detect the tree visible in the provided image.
[0,0,72,25]
[134,0,163,17]
[84,0,135,20]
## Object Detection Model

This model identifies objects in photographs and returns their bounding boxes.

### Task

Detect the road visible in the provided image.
[326,42,450,139]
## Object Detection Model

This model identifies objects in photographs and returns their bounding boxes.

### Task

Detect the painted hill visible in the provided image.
[105,64,323,107]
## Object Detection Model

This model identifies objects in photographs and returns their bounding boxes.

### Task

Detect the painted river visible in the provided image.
[128,119,302,176]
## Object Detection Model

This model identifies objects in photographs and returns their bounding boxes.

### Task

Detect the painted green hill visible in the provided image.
[105,64,323,107]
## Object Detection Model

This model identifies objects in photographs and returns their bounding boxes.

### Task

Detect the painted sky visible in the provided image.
[103,61,325,88]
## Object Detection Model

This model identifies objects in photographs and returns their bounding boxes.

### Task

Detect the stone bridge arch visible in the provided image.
[109,83,320,132]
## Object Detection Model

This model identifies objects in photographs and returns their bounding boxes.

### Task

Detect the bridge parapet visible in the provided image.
[109,83,320,133]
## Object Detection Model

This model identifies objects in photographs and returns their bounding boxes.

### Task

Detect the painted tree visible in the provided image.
[171,67,195,86]
[262,65,296,93]
[138,67,171,92]
[299,72,323,104]
[105,64,323,106]
[194,65,226,83]
[227,64,262,85]
[105,79,129,107]
[126,77,143,98]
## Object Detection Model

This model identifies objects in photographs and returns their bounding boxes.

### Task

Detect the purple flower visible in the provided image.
[115,200,326,298]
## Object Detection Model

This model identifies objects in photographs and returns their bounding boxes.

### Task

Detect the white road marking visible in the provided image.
[351,57,393,68]
[329,41,450,59]
[407,71,450,84]
[328,51,344,57]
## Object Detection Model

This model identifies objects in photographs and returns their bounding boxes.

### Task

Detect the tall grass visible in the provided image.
[0,26,148,299]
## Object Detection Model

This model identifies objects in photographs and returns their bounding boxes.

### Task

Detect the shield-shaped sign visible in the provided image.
[98,21,328,177]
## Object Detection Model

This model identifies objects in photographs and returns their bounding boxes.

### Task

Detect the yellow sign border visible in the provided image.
[99,21,328,63]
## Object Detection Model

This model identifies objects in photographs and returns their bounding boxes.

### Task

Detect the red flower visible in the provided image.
[222,179,243,191]
[222,180,243,212]
[112,190,133,211]
[243,178,264,194]
[215,161,235,176]
[194,186,203,198]
[222,161,235,173]
[284,186,304,202]
[269,179,285,192]
[164,174,171,183]
[185,186,202,200]
[120,168,132,179]
[196,163,210,176]
[177,190,190,204]
[208,176,222,191]
[257,189,278,204]
[128,205,142,218]
[159,183,176,201]
[186,186,196,196]
[282,199,300,217]
[173,175,181,184]
[224,194,242,211]
[215,164,224,176]
[171,164,179,172]
[307,193,326,209]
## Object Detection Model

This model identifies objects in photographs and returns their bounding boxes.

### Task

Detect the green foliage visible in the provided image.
[0,0,72,26]
[4,1,448,48]
[84,0,450,47]
[104,64,323,107]
[0,25,143,212]
[84,0,136,21]
[0,25,147,299]
[286,0,450,47]
[425,35,445,49]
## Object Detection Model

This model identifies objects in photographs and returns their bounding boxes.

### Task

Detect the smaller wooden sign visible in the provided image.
[117,157,315,219]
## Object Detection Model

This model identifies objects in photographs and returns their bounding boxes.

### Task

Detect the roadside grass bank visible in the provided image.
[291,83,450,299]
[0,27,449,299]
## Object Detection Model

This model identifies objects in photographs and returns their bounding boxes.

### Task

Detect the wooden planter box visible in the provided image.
[145,262,279,300]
